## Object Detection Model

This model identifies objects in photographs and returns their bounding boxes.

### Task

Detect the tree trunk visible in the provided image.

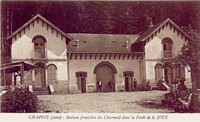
[191,66,200,112]
[191,67,200,91]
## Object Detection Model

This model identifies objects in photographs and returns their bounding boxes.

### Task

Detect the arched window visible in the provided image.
[47,64,57,82]
[155,64,163,82]
[32,35,46,58]
[162,37,173,58]
[175,64,185,79]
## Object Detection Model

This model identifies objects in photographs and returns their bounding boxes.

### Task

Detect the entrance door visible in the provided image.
[96,65,114,92]
[164,66,173,84]
[35,62,46,87]
[125,77,129,91]
[76,72,87,93]
[81,78,86,93]
[155,64,163,82]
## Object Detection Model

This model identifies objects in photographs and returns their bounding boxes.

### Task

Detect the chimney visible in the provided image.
[76,40,79,48]
[125,41,129,48]
[148,17,154,28]
[145,14,154,28]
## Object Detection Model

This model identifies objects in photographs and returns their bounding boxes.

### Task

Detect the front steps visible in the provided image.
[161,82,171,91]
[33,87,50,95]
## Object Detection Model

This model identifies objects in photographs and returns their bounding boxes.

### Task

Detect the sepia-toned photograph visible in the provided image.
[0,0,200,115]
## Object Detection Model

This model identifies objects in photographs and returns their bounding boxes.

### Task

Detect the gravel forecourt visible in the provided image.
[37,91,174,113]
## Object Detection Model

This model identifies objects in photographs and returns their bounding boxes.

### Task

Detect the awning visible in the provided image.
[1,61,37,73]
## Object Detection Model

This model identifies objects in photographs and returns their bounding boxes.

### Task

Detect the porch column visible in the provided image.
[20,63,24,84]
[14,72,17,85]
[139,57,146,90]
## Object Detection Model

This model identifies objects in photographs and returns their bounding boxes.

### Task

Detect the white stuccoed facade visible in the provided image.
[7,14,192,94]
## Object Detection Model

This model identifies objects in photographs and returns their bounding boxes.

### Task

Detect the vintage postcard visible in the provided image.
[0,0,200,122]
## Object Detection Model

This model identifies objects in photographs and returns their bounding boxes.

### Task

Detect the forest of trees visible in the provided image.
[1,1,200,35]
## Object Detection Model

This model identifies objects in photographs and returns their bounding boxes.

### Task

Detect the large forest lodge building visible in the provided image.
[1,14,193,94]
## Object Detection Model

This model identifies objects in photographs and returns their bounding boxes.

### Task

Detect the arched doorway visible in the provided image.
[155,64,163,82]
[94,62,117,92]
[163,62,173,84]
[34,62,46,87]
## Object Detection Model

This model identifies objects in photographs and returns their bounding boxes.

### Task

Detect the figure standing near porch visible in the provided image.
[133,78,137,91]
[166,75,171,84]
[108,79,112,91]
[146,81,151,91]
[158,77,164,84]
[173,77,179,88]
[97,79,102,92]
[157,77,164,89]
[175,77,179,84]
[177,77,187,91]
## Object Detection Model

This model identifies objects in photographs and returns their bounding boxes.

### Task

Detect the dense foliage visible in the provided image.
[1,87,38,113]
[1,1,200,34]
[1,1,199,62]
[175,26,200,90]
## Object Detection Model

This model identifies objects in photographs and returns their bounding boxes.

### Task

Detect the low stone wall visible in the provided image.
[87,84,96,93]
[69,85,77,94]
[49,80,68,94]
[116,84,124,92]
[0,85,16,91]
[0,86,7,91]
[23,81,34,87]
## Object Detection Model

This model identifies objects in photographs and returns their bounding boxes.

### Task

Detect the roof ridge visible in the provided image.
[68,33,139,36]
[135,18,194,44]
[6,14,72,40]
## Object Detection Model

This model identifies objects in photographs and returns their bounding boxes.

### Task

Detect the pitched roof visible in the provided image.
[1,61,37,73]
[6,14,72,41]
[68,33,139,53]
[135,18,194,44]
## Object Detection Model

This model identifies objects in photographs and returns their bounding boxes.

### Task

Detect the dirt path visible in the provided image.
[37,91,174,113]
